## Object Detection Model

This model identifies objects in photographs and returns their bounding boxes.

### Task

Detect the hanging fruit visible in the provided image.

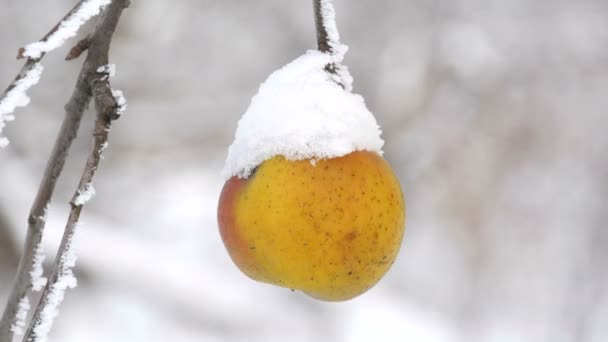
[218,0,405,301]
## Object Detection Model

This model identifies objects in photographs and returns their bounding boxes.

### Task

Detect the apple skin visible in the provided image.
[217,151,405,301]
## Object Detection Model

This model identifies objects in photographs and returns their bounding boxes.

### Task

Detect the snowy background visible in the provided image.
[1,0,608,341]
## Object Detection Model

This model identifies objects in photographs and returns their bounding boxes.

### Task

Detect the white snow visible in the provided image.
[99,141,109,159]
[21,0,112,59]
[40,205,49,223]
[74,183,96,206]
[32,230,79,342]
[97,63,127,116]
[111,89,127,115]
[31,242,47,292]
[10,296,30,336]
[0,63,44,148]
[97,64,116,78]
[1,0,109,148]
[222,50,383,180]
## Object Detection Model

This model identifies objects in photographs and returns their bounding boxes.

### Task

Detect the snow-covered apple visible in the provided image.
[217,31,406,300]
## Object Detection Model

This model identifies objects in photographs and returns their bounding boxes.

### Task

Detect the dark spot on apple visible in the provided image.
[345,231,357,241]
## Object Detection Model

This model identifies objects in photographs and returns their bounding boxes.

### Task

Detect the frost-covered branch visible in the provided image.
[311,0,352,90]
[0,64,44,148]
[313,0,333,54]
[9,297,29,337]
[0,79,89,338]
[0,1,128,341]
[0,0,111,148]
[17,0,112,60]
[0,57,87,342]
[22,1,129,339]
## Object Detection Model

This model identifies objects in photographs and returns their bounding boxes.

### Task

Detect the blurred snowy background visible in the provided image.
[1,0,608,341]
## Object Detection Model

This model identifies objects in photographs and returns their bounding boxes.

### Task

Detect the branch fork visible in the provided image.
[0,1,129,341]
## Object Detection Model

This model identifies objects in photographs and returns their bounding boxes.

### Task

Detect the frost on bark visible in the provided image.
[0,1,130,341]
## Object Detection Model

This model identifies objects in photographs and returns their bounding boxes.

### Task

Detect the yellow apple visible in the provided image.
[217,150,405,301]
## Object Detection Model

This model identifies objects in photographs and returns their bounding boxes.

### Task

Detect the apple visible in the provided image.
[217,150,405,301]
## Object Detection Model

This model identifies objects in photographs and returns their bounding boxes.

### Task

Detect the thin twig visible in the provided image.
[0,0,126,340]
[1,0,111,148]
[312,0,347,88]
[313,0,332,54]
[0,45,90,342]
[2,0,87,99]
[22,1,128,340]
[65,37,91,61]
[15,0,93,60]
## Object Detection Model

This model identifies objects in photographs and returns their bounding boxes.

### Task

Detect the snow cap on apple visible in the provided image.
[222,50,384,180]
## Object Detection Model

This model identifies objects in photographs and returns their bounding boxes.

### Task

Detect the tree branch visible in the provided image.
[313,0,332,54]
[3,0,93,97]
[0,46,90,342]
[16,0,92,60]
[0,1,128,341]
[312,0,349,89]
[22,0,129,340]
[0,0,111,148]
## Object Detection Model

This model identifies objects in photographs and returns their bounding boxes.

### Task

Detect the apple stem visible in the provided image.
[312,0,349,89]
[313,0,333,54]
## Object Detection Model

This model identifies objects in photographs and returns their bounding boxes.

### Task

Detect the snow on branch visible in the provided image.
[0,63,44,147]
[21,0,129,339]
[96,64,128,117]
[312,0,353,91]
[26,78,120,339]
[28,228,79,342]
[19,0,112,60]
[31,243,48,292]
[97,64,116,78]
[0,1,129,341]
[0,0,110,148]
[73,183,96,206]
[10,296,30,337]
[314,0,347,62]
[111,89,127,116]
